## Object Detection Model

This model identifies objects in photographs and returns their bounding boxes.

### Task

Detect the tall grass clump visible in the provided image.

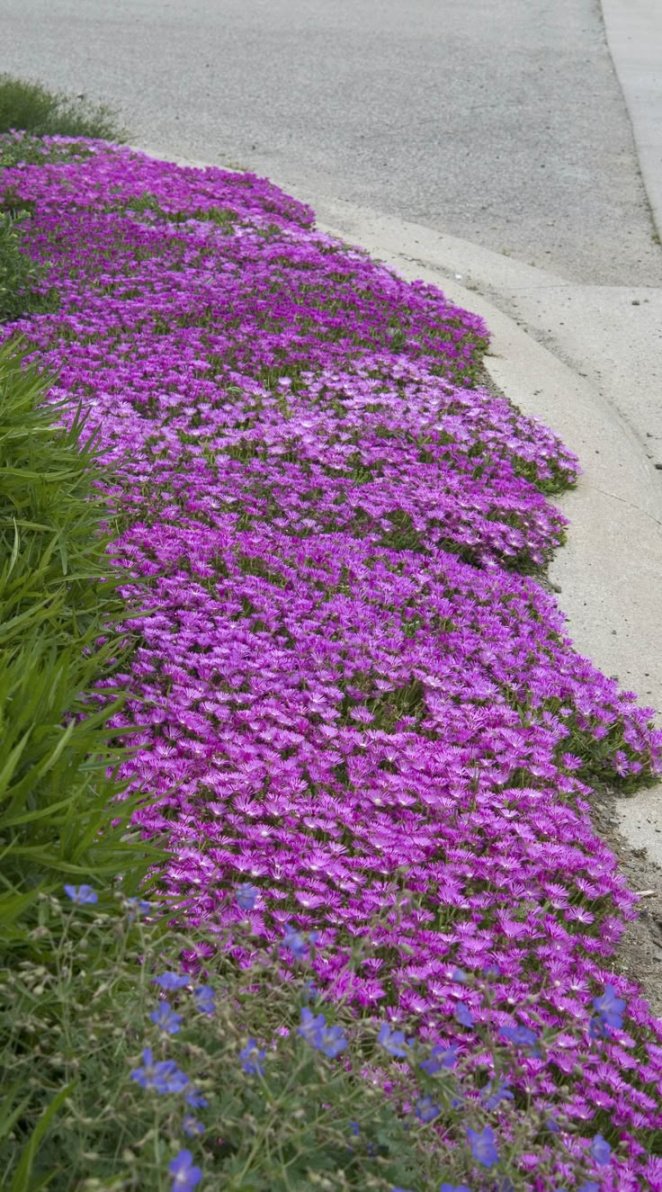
[0,341,158,952]
[0,74,125,141]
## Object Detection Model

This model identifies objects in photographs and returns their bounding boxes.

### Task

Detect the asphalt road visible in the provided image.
[2,0,660,285]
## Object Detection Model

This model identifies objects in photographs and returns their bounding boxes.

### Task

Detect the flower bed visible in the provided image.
[3,136,661,1188]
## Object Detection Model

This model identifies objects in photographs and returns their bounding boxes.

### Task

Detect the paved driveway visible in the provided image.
[2,0,660,284]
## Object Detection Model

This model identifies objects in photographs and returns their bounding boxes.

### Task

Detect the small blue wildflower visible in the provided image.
[578,1184,600,1192]
[150,1003,183,1035]
[454,1002,474,1029]
[499,1024,538,1049]
[420,1043,458,1074]
[298,1008,348,1058]
[481,1079,514,1111]
[182,1115,205,1137]
[545,1116,561,1134]
[169,1148,202,1191]
[131,1048,188,1094]
[466,1125,499,1168]
[451,967,469,983]
[349,1120,360,1137]
[302,979,319,1002]
[440,1185,472,1192]
[415,1095,440,1123]
[153,972,189,991]
[125,897,151,918]
[236,882,259,912]
[63,884,98,905]
[377,1023,410,1058]
[240,1038,266,1077]
[592,985,626,1032]
[299,1007,326,1045]
[590,1134,611,1167]
[185,1089,208,1109]
[193,985,215,1015]
[282,923,308,959]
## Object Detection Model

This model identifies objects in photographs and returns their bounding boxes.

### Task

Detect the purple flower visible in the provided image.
[590,1134,612,1167]
[63,884,98,905]
[440,1185,472,1192]
[240,1038,266,1076]
[153,972,189,991]
[185,1089,208,1109]
[377,1023,411,1058]
[169,1149,202,1191]
[466,1125,499,1168]
[150,1003,183,1034]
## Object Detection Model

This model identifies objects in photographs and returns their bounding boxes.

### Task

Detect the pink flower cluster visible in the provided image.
[3,138,661,1188]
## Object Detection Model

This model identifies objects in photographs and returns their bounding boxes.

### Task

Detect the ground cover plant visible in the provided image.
[1,133,662,1188]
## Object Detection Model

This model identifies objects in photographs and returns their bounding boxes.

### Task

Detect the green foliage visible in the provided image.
[0,75,126,141]
[0,211,58,323]
[0,341,161,952]
[0,893,593,1191]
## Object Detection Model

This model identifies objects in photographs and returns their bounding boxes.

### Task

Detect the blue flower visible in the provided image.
[590,1133,611,1166]
[481,1079,513,1111]
[150,1003,183,1035]
[451,967,469,983]
[377,1023,411,1058]
[63,884,98,905]
[240,1038,266,1077]
[349,1120,360,1137]
[298,1008,348,1058]
[420,1044,458,1074]
[125,897,151,918]
[236,882,259,911]
[440,1185,472,1192]
[282,923,309,959]
[182,1115,205,1137]
[578,1184,600,1192]
[185,1088,208,1109]
[131,1048,188,1094]
[499,1024,538,1049]
[466,1125,499,1169]
[454,1002,474,1029]
[153,972,189,991]
[592,985,626,1033]
[415,1095,440,1123]
[193,985,215,1015]
[169,1149,202,1191]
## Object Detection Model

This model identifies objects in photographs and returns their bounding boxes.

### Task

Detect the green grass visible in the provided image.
[0,74,126,141]
[0,340,160,949]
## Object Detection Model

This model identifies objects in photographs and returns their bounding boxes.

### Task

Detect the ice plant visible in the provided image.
[3,134,661,1185]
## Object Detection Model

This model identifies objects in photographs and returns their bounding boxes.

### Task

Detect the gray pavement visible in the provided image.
[3,1,662,862]
[2,0,661,285]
